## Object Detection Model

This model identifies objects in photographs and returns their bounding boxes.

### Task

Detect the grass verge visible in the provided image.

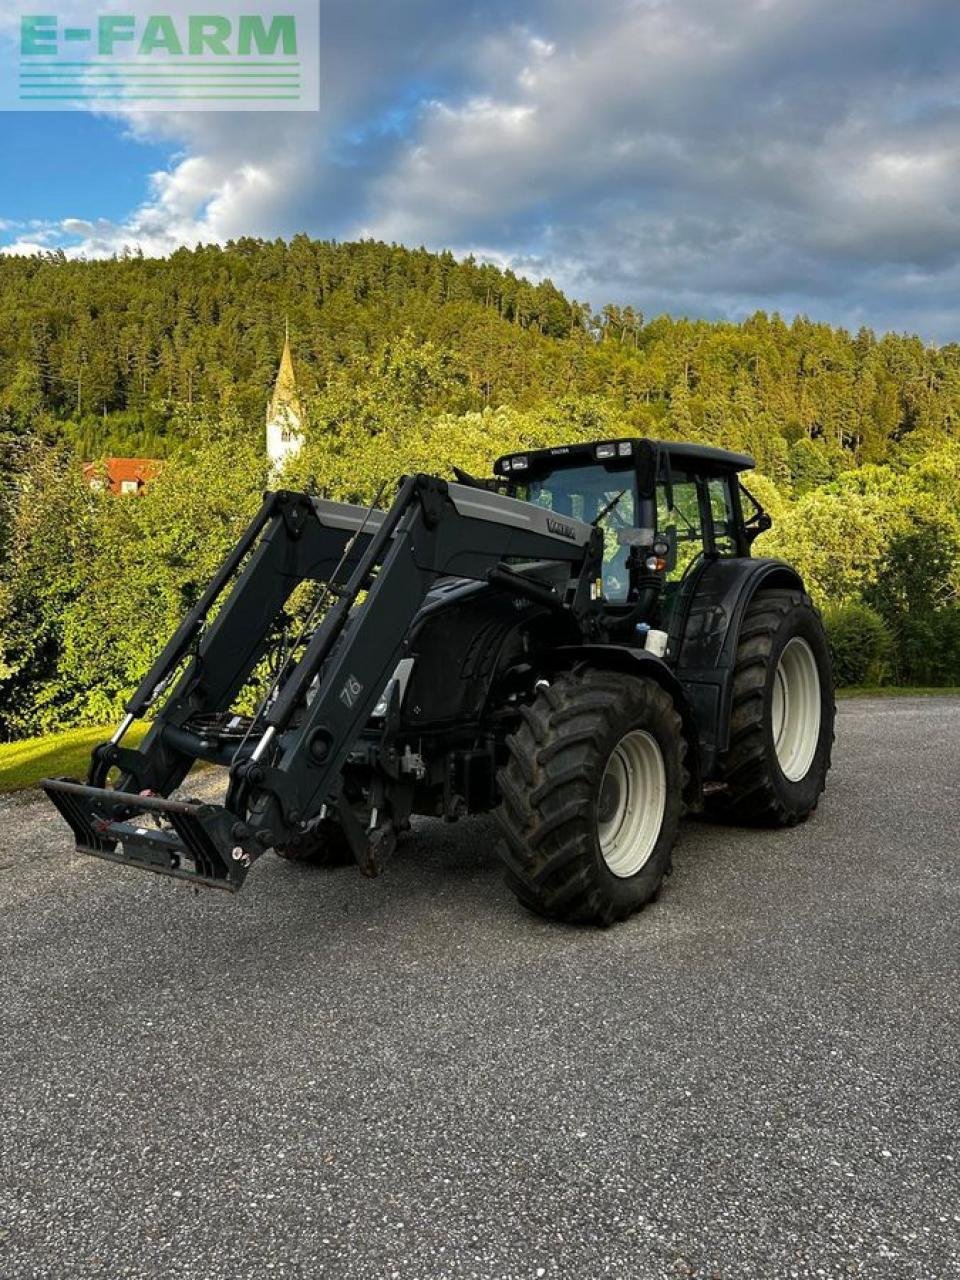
[0,722,148,793]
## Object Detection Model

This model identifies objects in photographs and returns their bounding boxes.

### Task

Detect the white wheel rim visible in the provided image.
[597,730,667,878]
[771,637,821,782]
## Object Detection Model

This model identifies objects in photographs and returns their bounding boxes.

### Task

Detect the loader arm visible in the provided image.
[90,489,387,799]
[43,474,603,890]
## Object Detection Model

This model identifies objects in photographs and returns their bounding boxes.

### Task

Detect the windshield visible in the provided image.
[512,464,637,601]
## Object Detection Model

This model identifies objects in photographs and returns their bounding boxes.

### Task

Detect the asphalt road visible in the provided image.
[1,697,958,1280]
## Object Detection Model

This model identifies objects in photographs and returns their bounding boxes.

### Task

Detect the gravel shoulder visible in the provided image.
[1,698,958,1279]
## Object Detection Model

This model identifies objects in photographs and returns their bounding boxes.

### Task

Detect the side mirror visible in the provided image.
[745,512,772,545]
[617,526,655,547]
[660,525,678,573]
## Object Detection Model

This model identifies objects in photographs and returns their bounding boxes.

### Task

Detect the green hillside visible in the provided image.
[1,236,959,739]
[1,236,958,468]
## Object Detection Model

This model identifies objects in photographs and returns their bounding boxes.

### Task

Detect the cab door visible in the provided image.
[656,463,743,632]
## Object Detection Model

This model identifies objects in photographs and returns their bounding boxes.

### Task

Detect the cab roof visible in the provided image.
[493,437,755,478]
[658,441,755,471]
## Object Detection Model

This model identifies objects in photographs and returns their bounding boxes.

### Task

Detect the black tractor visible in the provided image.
[44,437,834,926]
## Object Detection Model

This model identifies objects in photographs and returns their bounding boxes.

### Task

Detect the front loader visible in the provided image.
[44,438,834,925]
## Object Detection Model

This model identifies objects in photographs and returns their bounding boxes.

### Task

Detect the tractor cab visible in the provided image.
[493,437,766,625]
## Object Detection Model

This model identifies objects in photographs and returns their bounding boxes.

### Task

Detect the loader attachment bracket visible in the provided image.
[41,777,255,892]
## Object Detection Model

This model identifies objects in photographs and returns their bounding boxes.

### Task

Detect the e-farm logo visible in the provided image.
[11,3,319,110]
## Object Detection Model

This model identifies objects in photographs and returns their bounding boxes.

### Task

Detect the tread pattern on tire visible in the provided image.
[495,669,684,926]
[718,588,834,826]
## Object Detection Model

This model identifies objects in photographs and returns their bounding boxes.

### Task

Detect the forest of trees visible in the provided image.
[1,235,959,740]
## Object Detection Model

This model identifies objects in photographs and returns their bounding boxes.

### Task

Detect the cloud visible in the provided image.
[358,0,960,335]
[4,0,960,337]
[0,0,495,251]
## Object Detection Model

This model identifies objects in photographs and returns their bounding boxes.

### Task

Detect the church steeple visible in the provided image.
[266,320,304,470]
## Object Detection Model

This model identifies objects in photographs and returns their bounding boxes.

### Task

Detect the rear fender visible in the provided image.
[671,557,805,771]
[544,644,703,810]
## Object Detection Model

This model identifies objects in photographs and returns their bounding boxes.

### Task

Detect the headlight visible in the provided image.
[370,658,416,719]
[372,678,397,719]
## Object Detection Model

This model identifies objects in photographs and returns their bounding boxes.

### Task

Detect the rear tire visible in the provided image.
[274,817,354,866]
[715,588,834,825]
[496,669,684,926]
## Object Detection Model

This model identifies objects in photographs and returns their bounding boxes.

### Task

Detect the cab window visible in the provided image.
[656,468,705,582]
[515,464,636,601]
[656,466,741,579]
[707,476,738,557]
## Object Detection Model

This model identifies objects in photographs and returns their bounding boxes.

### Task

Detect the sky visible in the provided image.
[1,0,959,340]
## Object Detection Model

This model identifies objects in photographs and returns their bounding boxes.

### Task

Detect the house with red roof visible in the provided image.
[82,457,161,496]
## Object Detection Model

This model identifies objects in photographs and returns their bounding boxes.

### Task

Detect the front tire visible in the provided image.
[716,588,834,825]
[496,669,684,926]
